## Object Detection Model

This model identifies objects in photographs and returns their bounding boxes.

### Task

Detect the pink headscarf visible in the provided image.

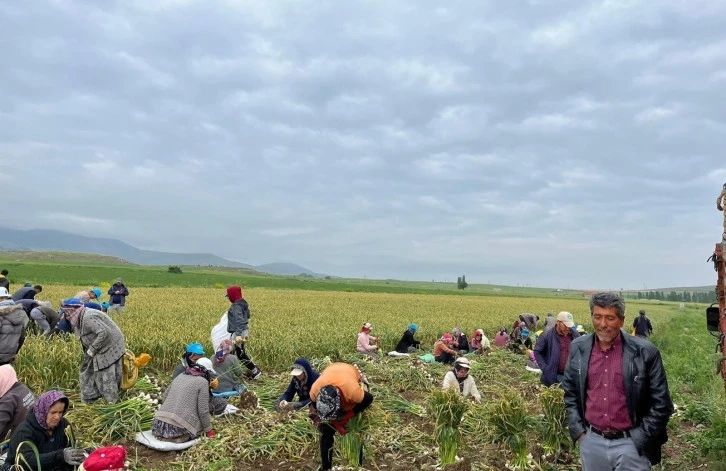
[66,305,85,330]
[0,365,18,397]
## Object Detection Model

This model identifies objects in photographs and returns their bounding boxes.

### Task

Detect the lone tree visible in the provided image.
[168,266,183,274]
[457,275,468,290]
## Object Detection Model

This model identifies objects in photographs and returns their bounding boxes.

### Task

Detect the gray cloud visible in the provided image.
[1,0,725,289]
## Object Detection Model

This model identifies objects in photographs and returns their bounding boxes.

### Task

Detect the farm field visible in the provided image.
[0,252,590,297]
[12,284,725,470]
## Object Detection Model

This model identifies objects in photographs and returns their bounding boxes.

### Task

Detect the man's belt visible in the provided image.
[588,425,631,440]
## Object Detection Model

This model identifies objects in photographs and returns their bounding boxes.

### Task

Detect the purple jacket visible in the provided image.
[533,327,580,386]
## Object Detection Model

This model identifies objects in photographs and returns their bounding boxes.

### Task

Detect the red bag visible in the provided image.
[81,446,127,471]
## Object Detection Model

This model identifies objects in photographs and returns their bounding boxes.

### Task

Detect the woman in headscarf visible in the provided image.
[508,328,532,355]
[432,333,458,365]
[0,364,35,441]
[172,342,206,379]
[275,358,319,412]
[494,327,509,348]
[3,390,86,471]
[394,324,421,354]
[62,298,126,404]
[442,357,481,403]
[152,358,218,443]
[225,285,262,380]
[451,327,469,354]
[510,320,522,340]
[173,344,227,414]
[356,322,380,359]
[309,363,373,471]
[212,339,245,396]
[469,329,491,355]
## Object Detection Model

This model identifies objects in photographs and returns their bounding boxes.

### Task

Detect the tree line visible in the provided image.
[633,290,717,303]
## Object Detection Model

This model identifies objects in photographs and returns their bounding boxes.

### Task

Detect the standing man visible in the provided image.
[632,310,653,339]
[563,292,673,470]
[0,270,9,291]
[225,285,262,380]
[11,285,42,302]
[534,311,580,386]
[107,279,129,313]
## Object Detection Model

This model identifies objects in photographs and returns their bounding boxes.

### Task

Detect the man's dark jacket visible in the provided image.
[11,287,35,302]
[562,330,674,465]
[533,327,580,386]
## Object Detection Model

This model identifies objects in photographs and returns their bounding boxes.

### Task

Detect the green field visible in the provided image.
[0,252,586,297]
[4,255,726,470]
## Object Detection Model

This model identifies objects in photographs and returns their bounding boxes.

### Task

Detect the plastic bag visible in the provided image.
[419,353,436,364]
[211,312,229,351]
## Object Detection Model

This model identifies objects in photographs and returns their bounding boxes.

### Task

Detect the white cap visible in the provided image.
[0,287,9,298]
[195,357,217,375]
[557,311,575,328]
[362,322,372,330]
[290,367,304,376]
[454,357,472,369]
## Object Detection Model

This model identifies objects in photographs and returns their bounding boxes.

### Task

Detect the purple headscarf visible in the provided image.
[34,390,69,430]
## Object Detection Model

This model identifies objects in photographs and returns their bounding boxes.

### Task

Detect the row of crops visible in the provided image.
[13,285,655,470]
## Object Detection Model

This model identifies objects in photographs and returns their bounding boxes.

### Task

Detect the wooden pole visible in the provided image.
[717,243,726,392]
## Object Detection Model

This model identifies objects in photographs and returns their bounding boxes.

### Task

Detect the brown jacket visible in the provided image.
[0,381,35,440]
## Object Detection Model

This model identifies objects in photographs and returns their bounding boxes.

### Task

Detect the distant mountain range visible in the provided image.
[0,227,323,277]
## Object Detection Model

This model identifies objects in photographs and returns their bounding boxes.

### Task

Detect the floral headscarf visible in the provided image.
[60,299,85,330]
[214,339,234,367]
[34,390,69,430]
[316,386,342,422]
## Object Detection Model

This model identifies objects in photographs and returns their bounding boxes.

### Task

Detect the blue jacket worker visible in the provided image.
[534,311,580,386]
[274,358,319,412]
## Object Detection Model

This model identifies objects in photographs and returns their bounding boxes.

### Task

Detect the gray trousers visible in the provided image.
[580,431,651,471]
[30,309,51,334]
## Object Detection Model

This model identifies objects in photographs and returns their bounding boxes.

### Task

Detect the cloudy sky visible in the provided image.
[1,0,725,289]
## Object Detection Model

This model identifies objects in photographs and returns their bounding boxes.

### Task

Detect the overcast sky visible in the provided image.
[2,1,725,289]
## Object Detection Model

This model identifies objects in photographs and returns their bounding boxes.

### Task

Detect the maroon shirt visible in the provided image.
[557,332,573,374]
[584,333,633,431]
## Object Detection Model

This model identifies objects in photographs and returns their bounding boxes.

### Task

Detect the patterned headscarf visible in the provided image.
[184,364,213,383]
[34,390,69,430]
[214,339,234,367]
[315,386,342,422]
[0,364,18,397]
